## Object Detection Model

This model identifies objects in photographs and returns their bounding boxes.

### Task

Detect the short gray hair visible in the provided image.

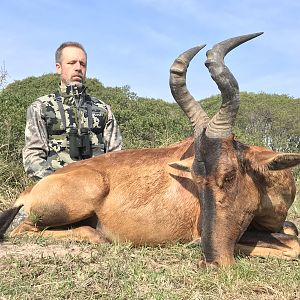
[55,42,87,63]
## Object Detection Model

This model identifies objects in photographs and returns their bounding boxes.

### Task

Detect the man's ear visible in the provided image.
[55,63,62,75]
[168,157,193,172]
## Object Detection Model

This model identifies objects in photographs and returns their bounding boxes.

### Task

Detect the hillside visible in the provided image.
[0,74,299,199]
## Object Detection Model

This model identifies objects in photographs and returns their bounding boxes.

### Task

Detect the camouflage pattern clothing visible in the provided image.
[23,84,122,180]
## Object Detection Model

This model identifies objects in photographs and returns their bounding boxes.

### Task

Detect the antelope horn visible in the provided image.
[205,32,263,138]
[169,45,210,134]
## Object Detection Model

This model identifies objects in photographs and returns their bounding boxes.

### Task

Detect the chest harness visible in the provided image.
[52,90,106,160]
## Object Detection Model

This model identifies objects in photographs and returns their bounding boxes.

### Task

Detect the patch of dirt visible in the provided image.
[0,241,93,259]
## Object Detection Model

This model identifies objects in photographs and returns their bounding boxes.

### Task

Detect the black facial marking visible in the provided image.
[199,186,216,262]
[193,133,223,176]
[193,133,230,262]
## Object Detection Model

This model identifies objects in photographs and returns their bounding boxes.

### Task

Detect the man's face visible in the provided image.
[56,46,87,87]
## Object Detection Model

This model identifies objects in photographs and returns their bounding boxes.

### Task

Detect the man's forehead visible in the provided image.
[61,46,86,61]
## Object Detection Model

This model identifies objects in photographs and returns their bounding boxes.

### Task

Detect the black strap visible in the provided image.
[85,96,93,130]
[54,92,94,131]
[54,91,67,130]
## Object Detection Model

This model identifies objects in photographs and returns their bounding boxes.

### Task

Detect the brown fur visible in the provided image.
[5,34,300,266]
[8,136,300,266]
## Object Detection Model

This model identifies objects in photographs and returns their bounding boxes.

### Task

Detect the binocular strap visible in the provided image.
[54,91,67,130]
[54,92,93,131]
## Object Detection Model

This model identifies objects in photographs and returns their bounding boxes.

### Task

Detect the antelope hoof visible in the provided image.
[197,260,218,269]
[9,223,39,237]
[282,221,299,236]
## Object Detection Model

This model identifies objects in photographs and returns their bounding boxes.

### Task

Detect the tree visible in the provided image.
[0,63,8,89]
[0,74,299,172]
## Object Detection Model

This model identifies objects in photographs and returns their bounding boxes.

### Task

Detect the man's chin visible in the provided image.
[69,81,83,87]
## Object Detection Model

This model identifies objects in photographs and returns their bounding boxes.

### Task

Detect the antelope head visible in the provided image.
[170,33,268,266]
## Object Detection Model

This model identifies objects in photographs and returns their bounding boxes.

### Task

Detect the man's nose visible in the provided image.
[74,61,82,71]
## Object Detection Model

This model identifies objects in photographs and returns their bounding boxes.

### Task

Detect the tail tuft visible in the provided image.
[0,205,23,239]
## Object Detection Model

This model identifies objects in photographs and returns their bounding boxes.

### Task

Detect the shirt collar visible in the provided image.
[59,84,87,106]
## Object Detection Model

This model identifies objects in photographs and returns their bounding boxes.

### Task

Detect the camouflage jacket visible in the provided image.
[23,85,122,180]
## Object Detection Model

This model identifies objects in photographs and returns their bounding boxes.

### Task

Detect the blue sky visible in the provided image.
[1,0,300,102]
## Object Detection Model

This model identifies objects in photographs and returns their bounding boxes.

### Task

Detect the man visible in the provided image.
[7,42,122,232]
[23,42,122,180]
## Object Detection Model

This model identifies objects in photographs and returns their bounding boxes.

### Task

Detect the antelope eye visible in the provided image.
[223,171,236,185]
[216,170,236,188]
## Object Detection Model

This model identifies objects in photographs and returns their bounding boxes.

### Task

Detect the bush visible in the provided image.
[0,74,299,199]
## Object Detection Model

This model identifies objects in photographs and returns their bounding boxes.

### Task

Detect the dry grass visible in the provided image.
[0,157,31,209]
[0,238,300,300]
[288,180,300,229]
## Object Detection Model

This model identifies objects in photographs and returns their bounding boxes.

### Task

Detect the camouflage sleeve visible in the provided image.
[103,104,122,152]
[22,100,54,180]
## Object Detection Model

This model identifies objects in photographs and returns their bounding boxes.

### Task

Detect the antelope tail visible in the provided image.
[0,205,23,238]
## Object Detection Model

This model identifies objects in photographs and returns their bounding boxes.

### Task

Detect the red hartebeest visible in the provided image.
[1,33,300,267]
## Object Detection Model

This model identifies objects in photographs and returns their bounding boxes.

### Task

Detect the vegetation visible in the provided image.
[0,63,8,89]
[0,238,300,299]
[0,74,299,203]
[0,73,299,299]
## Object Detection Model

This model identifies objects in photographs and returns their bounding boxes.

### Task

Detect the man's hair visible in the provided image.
[55,42,87,64]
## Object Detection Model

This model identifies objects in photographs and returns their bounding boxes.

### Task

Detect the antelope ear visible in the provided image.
[248,150,300,172]
[266,153,300,170]
[168,157,193,172]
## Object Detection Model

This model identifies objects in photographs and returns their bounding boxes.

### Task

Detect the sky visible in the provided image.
[1,0,300,102]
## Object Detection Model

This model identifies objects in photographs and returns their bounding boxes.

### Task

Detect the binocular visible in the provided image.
[69,128,92,160]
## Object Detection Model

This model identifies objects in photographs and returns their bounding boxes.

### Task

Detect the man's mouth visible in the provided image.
[72,75,82,81]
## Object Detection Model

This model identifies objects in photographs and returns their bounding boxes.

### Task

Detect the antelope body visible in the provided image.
[1,33,300,267]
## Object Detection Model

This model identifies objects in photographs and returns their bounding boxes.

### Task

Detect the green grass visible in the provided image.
[0,239,300,300]
[0,157,31,207]
[288,180,300,231]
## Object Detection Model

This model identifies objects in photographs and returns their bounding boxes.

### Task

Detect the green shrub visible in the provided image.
[0,74,299,196]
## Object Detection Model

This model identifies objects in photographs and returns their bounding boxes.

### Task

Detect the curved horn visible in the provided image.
[205,32,263,138]
[170,45,210,133]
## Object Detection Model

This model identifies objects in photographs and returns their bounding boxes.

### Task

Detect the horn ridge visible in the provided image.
[169,45,210,132]
[205,32,263,138]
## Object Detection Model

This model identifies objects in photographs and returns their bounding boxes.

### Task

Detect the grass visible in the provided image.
[0,157,31,208]
[0,160,300,300]
[0,239,300,300]
[288,179,300,227]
